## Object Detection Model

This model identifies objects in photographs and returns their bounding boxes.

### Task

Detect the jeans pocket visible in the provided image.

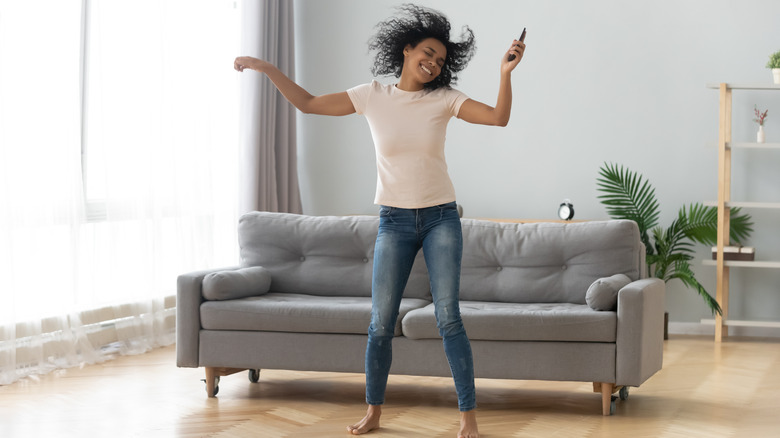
[379,206,396,224]
[437,202,458,220]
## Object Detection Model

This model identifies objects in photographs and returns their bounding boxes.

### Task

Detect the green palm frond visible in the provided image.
[649,224,693,280]
[650,252,691,281]
[728,209,754,245]
[676,203,717,245]
[678,204,754,247]
[596,162,660,232]
[652,221,695,259]
[668,260,722,315]
[597,162,660,250]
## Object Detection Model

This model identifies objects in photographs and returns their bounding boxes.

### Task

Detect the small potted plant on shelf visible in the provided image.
[767,49,780,84]
[754,105,768,143]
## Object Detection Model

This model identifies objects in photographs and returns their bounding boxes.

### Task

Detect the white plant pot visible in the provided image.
[774,68,780,84]
[757,125,765,143]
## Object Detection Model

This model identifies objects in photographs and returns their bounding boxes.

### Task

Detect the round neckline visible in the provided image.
[393,84,427,94]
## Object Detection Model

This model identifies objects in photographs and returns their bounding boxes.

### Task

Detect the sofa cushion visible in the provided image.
[202,266,272,301]
[457,220,642,305]
[200,293,430,336]
[586,273,632,311]
[238,212,431,300]
[402,301,617,342]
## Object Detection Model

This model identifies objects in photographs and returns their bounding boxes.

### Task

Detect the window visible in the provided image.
[0,0,241,319]
[1,0,244,385]
[81,0,241,221]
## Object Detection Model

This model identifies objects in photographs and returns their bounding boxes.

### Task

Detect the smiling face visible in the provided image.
[401,37,447,89]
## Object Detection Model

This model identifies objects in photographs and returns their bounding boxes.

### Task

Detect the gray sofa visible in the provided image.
[177,211,665,415]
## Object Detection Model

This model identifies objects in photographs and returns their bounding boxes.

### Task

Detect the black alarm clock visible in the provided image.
[558,199,574,221]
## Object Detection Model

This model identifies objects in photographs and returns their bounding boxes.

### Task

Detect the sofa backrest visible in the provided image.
[238,212,644,304]
[238,212,431,300]
[458,219,644,304]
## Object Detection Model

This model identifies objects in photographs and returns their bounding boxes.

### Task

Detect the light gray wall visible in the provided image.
[292,0,780,324]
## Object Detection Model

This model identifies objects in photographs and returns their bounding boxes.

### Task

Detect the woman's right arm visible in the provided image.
[234,56,355,116]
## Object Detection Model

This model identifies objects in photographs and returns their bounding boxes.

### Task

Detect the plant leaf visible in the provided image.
[667,260,723,316]
[597,162,660,251]
[728,208,754,245]
[678,204,754,247]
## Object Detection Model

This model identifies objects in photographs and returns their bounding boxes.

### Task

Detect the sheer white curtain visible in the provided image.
[0,0,241,385]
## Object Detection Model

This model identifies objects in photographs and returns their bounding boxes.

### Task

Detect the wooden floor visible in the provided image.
[1,336,779,437]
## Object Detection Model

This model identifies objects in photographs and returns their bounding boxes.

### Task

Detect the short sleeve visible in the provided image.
[444,87,469,117]
[347,82,373,115]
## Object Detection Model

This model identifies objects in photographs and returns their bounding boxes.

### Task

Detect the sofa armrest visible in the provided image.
[176,266,241,368]
[615,278,665,386]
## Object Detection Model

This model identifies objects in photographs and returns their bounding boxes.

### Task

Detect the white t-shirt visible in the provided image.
[347,80,469,209]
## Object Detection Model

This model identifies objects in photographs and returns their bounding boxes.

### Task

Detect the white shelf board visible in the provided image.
[702,201,780,209]
[702,259,780,269]
[728,201,780,209]
[706,83,780,90]
[726,142,780,149]
[701,318,780,328]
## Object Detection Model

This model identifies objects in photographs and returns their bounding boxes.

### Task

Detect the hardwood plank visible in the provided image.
[1,336,779,437]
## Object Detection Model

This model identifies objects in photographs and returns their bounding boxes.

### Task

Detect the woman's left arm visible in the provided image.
[457,38,525,127]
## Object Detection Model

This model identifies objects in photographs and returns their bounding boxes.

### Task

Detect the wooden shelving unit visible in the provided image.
[705,83,780,342]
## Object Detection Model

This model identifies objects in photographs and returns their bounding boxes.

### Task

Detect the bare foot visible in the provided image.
[347,405,381,435]
[458,409,479,438]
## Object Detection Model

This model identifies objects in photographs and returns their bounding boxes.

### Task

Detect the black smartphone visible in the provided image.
[507,28,526,61]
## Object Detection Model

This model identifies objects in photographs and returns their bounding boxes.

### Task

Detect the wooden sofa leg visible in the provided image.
[205,367,218,397]
[601,382,614,416]
[203,367,248,397]
[593,382,615,416]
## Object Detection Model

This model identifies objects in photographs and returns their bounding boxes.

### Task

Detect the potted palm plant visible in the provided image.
[596,163,753,332]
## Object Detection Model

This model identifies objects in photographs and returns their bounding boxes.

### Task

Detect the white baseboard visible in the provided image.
[668,322,780,338]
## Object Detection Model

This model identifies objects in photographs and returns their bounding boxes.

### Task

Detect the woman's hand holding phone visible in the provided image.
[506,28,526,62]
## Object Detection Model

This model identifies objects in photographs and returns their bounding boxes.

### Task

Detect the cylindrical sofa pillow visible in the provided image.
[202,266,272,301]
[586,273,632,311]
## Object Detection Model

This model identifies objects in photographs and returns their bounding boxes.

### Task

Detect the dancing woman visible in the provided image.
[234,5,525,437]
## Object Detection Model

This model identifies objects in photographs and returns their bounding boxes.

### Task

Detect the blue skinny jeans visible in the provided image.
[365,201,476,411]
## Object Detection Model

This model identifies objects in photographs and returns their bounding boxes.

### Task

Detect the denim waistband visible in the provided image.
[379,201,457,212]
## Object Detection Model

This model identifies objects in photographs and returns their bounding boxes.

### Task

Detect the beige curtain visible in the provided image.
[239,0,302,214]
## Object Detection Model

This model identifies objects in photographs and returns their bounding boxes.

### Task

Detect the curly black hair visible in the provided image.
[368,4,476,90]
